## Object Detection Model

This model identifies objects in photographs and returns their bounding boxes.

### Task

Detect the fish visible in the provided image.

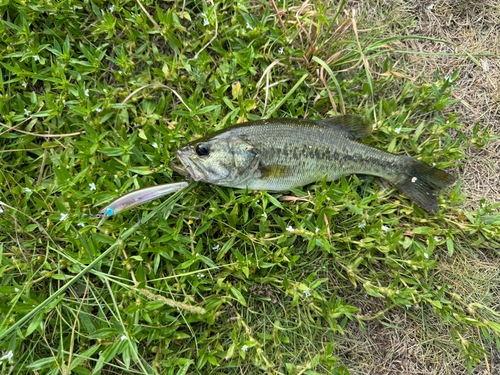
[169,115,456,212]
[96,181,189,227]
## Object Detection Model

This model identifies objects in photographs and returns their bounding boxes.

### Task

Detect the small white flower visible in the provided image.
[424,253,429,259]
[432,163,436,167]
[445,74,451,82]
[381,225,389,232]
[256,199,260,204]
[212,244,220,251]
[246,22,253,30]
[89,183,96,191]
[62,100,66,105]
[84,89,89,97]
[24,109,31,116]
[396,290,400,294]
[405,305,412,310]
[394,127,402,134]
[0,207,3,213]
[120,335,127,341]
[0,350,14,362]
[103,88,107,93]
[21,82,27,88]
[77,223,85,227]
[434,236,441,241]
[358,223,366,228]
[303,290,311,298]
[143,236,146,239]
[114,175,118,179]
[481,202,486,208]
[109,4,115,12]
[118,70,122,74]
[196,253,200,257]
[278,47,284,54]
[261,212,268,219]
[446,120,449,124]
[14,288,20,292]
[197,273,205,280]
[315,227,319,233]
[98,351,102,356]
[200,12,209,26]
[24,187,32,193]
[115,189,118,192]
[286,225,294,232]
[160,164,164,168]
[241,345,249,352]
[60,213,69,221]
[33,55,40,62]
[426,3,434,10]
[151,142,158,148]
[95,108,102,113]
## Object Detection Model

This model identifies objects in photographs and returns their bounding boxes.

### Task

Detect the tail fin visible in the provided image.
[392,157,457,212]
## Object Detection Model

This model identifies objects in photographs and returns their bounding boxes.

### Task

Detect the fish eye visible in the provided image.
[195,144,210,157]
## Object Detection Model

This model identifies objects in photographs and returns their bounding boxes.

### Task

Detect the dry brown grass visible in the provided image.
[404,0,500,210]
[329,1,500,373]
[351,0,500,209]
[334,253,500,374]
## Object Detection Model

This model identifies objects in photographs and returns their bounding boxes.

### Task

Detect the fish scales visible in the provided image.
[169,115,456,212]
[223,120,401,191]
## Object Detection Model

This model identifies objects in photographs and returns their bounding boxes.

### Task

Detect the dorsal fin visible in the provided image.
[315,114,372,139]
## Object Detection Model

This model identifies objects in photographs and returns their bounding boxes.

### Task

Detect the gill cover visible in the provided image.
[174,134,261,185]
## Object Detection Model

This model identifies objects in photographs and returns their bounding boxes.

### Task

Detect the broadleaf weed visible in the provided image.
[0,0,498,374]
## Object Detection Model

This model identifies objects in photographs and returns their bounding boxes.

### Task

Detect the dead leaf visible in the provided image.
[380,71,412,80]
[324,213,331,242]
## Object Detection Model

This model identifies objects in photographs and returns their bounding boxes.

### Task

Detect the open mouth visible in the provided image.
[168,159,189,177]
[169,152,205,181]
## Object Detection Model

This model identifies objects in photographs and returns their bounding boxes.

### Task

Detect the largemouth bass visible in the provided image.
[169,115,456,212]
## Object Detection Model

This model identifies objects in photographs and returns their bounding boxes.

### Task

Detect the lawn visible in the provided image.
[0,0,499,374]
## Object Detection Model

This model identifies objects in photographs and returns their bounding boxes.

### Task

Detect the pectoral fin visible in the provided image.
[315,114,372,139]
[259,165,293,179]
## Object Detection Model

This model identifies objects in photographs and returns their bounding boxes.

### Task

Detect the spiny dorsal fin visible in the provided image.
[259,165,293,179]
[315,114,372,139]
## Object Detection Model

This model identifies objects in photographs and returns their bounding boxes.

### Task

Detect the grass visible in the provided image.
[0,0,499,374]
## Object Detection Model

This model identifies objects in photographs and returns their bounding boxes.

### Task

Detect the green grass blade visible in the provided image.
[264,73,309,118]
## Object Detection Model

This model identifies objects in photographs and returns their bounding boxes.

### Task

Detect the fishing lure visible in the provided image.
[96,181,189,227]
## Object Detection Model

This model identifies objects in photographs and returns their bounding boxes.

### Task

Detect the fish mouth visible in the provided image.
[169,151,206,182]
[168,159,189,177]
